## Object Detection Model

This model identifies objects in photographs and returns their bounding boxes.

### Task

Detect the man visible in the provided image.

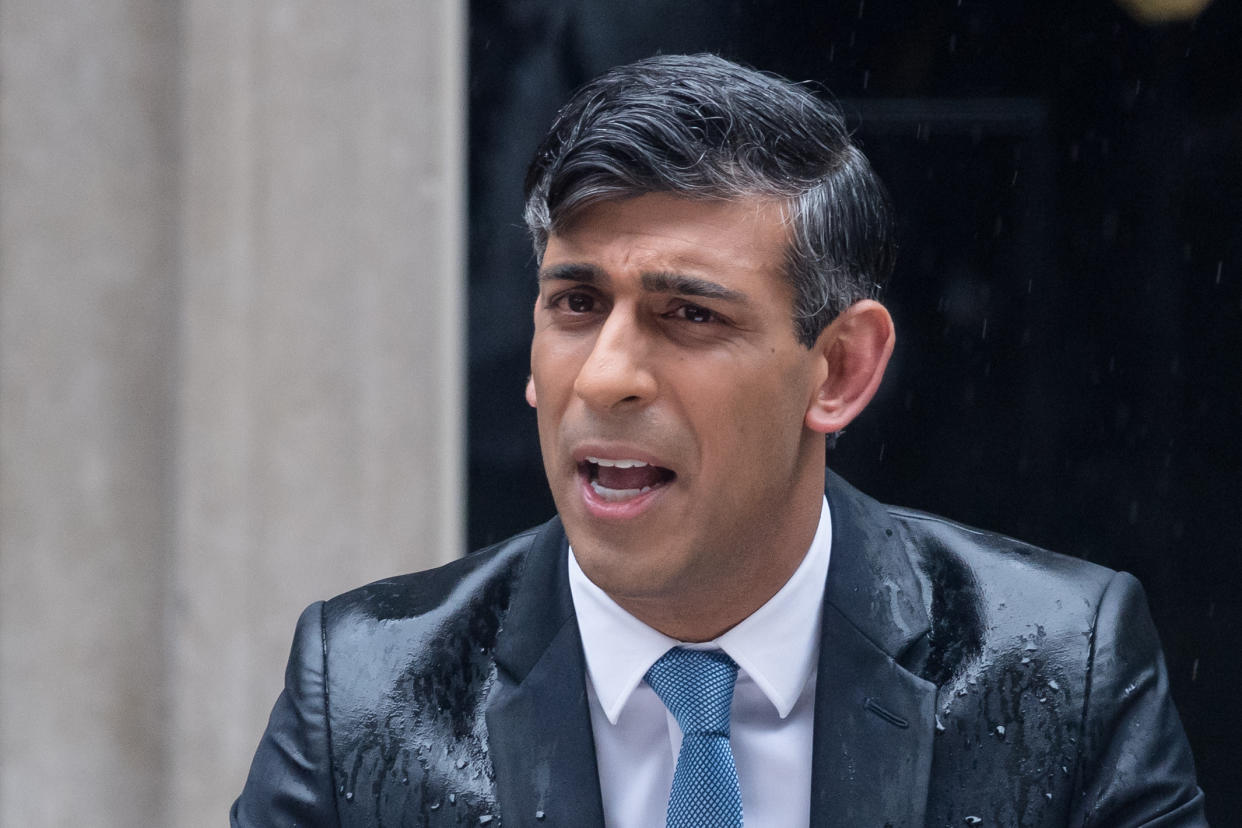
[233,54,1205,827]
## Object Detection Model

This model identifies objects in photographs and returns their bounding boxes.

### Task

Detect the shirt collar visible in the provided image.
[569,496,832,724]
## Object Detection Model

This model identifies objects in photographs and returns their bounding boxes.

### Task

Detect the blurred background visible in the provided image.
[0,0,1237,824]
[468,0,1241,822]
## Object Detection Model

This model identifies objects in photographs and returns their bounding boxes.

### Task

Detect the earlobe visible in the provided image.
[804,300,895,435]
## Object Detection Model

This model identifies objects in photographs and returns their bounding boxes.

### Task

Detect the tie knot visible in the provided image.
[644,647,739,736]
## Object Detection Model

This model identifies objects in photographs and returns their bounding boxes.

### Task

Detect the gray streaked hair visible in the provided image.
[523,53,896,347]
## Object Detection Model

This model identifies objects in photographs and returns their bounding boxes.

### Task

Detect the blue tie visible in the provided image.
[644,647,744,827]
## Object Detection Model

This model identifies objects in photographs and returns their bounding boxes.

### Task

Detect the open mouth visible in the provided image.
[581,456,676,502]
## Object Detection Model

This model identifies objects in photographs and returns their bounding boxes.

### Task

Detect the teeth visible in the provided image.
[585,456,649,469]
[590,480,654,501]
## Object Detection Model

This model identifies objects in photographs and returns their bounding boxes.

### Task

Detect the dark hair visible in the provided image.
[523,53,896,347]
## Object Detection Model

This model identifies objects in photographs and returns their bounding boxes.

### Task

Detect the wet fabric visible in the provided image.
[230,471,1206,827]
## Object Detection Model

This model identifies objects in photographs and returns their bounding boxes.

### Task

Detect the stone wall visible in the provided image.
[0,2,465,824]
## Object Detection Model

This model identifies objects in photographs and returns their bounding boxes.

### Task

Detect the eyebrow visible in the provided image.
[641,271,747,303]
[537,263,604,286]
[537,263,748,304]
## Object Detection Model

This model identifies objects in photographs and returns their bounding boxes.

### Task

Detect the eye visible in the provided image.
[565,292,595,313]
[546,289,597,314]
[672,303,716,324]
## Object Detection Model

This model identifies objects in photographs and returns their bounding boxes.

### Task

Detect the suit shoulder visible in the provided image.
[882,506,1203,825]
[304,522,557,824]
[887,504,1116,609]
[883,504,1129,690]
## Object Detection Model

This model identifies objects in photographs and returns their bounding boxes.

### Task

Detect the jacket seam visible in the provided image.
[319,600,343,826]
[1074,570,1115,823]
[887,505,1003,540]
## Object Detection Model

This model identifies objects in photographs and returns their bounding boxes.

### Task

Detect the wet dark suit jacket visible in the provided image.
[232,472,1206,827]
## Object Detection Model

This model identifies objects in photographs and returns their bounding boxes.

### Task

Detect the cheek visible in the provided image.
[530,343,576,406]
[721,366,814,458]
[694,372,788,454]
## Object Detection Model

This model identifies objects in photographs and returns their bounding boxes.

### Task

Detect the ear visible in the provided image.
[526,297,541,409]
[804,300,895,434]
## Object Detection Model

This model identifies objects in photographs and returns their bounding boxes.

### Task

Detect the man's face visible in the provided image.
[528,193,831,621]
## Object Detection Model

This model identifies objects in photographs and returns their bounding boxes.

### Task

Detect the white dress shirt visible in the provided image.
[568,496,833,828]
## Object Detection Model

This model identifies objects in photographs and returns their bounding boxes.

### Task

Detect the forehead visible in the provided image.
[542,193,791,287]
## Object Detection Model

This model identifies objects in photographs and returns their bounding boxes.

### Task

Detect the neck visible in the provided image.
[612,484,823,642]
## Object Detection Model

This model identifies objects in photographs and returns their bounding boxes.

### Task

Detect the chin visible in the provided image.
[570,534,683,596]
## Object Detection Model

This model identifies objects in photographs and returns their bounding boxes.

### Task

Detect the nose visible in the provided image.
[573,308,657,410]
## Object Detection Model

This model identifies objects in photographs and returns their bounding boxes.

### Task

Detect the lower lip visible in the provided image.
[578,472,669,521]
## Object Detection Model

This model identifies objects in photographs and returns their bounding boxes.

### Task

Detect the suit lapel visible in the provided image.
[811,472,938,828]
[485,517,606,828]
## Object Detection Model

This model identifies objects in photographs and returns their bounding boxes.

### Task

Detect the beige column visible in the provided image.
[172,0,465,823]
[0,1,181,825]
[0,0,466,825]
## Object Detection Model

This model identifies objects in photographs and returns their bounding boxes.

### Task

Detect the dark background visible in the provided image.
[467,0,1241,819]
